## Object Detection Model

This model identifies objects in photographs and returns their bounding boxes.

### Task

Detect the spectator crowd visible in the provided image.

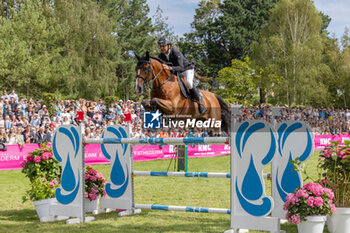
[0,89,349,150]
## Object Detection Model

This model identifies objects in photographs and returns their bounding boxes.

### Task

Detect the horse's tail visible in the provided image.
[214,94,231,137]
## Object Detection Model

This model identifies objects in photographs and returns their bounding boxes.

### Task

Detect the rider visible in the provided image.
[157,36,207,114]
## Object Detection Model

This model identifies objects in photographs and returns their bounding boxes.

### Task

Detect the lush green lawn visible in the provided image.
[0,152,329,233]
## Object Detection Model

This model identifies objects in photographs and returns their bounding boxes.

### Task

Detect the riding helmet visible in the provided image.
[158,36,171,46]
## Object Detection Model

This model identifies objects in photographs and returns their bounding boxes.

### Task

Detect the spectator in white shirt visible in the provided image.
[8,89,18,102]
[1,90,8,100]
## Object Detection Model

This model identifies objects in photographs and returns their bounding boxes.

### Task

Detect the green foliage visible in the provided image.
[21,144,61,183]
[0,0,71,97]
[96,0,155,100]
[215,57,257,103]
[180,0,277,78]
[322,28,350,108]
[22,177,59,202]
[252,0,326,106]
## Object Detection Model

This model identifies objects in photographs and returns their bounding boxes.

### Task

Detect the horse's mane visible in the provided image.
[150,56,167,64]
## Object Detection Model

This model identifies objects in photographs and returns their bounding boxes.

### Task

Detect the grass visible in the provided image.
[0,152,330,233]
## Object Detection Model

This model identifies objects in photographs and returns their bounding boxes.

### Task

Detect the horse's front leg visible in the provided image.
[150,98,174,115]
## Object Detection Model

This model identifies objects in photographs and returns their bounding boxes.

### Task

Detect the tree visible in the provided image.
[214,57,257,103]
[0,0,70,97]
[53,0,116,99]
[95,0,155,100]
[323,28,350,108]
[180,0,277,78]
[251,0,328,106]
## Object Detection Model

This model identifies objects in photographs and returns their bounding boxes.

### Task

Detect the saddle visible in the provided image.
[176,74,200,102]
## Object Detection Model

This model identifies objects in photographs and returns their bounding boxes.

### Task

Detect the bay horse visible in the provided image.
[134,52,230,136]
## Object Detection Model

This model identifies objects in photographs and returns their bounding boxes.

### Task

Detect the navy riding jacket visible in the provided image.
[158,48,194,73]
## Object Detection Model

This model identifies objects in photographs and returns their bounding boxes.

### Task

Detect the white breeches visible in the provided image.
[181,69,194,89]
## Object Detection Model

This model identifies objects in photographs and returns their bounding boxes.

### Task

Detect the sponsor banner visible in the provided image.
[314,134,350,150]
[1,134,349,171]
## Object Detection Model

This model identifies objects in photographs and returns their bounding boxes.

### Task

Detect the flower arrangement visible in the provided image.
[85,166,106,201]
[22,178,59,202]
[283,182,336,224]
[21,144,61,182]
[318,140,350,207]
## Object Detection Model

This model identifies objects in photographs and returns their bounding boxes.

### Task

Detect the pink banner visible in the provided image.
[1,134,349,171]
[314,134,350,150]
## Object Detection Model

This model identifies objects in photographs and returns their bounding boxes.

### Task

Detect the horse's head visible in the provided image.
[134,51,152,95]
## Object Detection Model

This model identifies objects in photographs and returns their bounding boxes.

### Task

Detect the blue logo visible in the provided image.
[143,110,161,129]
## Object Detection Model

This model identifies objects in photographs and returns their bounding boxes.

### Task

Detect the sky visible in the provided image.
[146,0,350,39]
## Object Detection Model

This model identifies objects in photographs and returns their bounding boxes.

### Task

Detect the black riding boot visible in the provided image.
[190,88,207,114]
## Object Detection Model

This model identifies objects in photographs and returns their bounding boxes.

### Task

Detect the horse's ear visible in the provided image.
[145,51,150,61]
[134,51,140,60]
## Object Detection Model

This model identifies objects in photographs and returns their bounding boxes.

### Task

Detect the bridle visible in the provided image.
[136,60,172,91]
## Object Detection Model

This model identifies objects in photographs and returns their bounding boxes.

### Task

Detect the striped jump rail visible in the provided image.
[133,171,271,179]
[84,137,229,145]
[134,204,230,215]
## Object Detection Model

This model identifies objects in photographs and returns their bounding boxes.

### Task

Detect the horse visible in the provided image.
[134,52,230,136]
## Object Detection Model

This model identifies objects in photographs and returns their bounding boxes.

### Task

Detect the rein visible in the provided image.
[137,60,172,92]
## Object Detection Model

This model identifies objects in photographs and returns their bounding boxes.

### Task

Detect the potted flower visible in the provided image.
[21,144,61,219]
[283,182,335,233]
[84,166,106,212]
[318,140,350,233]
[22,177,59,219]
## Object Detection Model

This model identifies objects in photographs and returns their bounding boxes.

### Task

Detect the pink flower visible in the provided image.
[338,151,346,159]
[286,193,294,202]
[41,152,50,160]
[48,153,53,158]
[88,169,98,175]
[49,182,54,187]
[283,200,290,210]
[20,160,27,168]
[26,155,33,161]
[324,149,331,158]
[91,188,98,194]
[89,193,97,200]
[307,196,315,207]
[96,173,104,180]
[331,204,336,213]
[85,174,89,180]
[296,189,309,199]
[314,197,324,207]
[34,156,41,163]
[90,175,96,181]
[323,188,334,199]
[85,192,88,199]
[290,215,300,224]
[103,190,107,197]
[52,180,58,185]
[304,183,323,196]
